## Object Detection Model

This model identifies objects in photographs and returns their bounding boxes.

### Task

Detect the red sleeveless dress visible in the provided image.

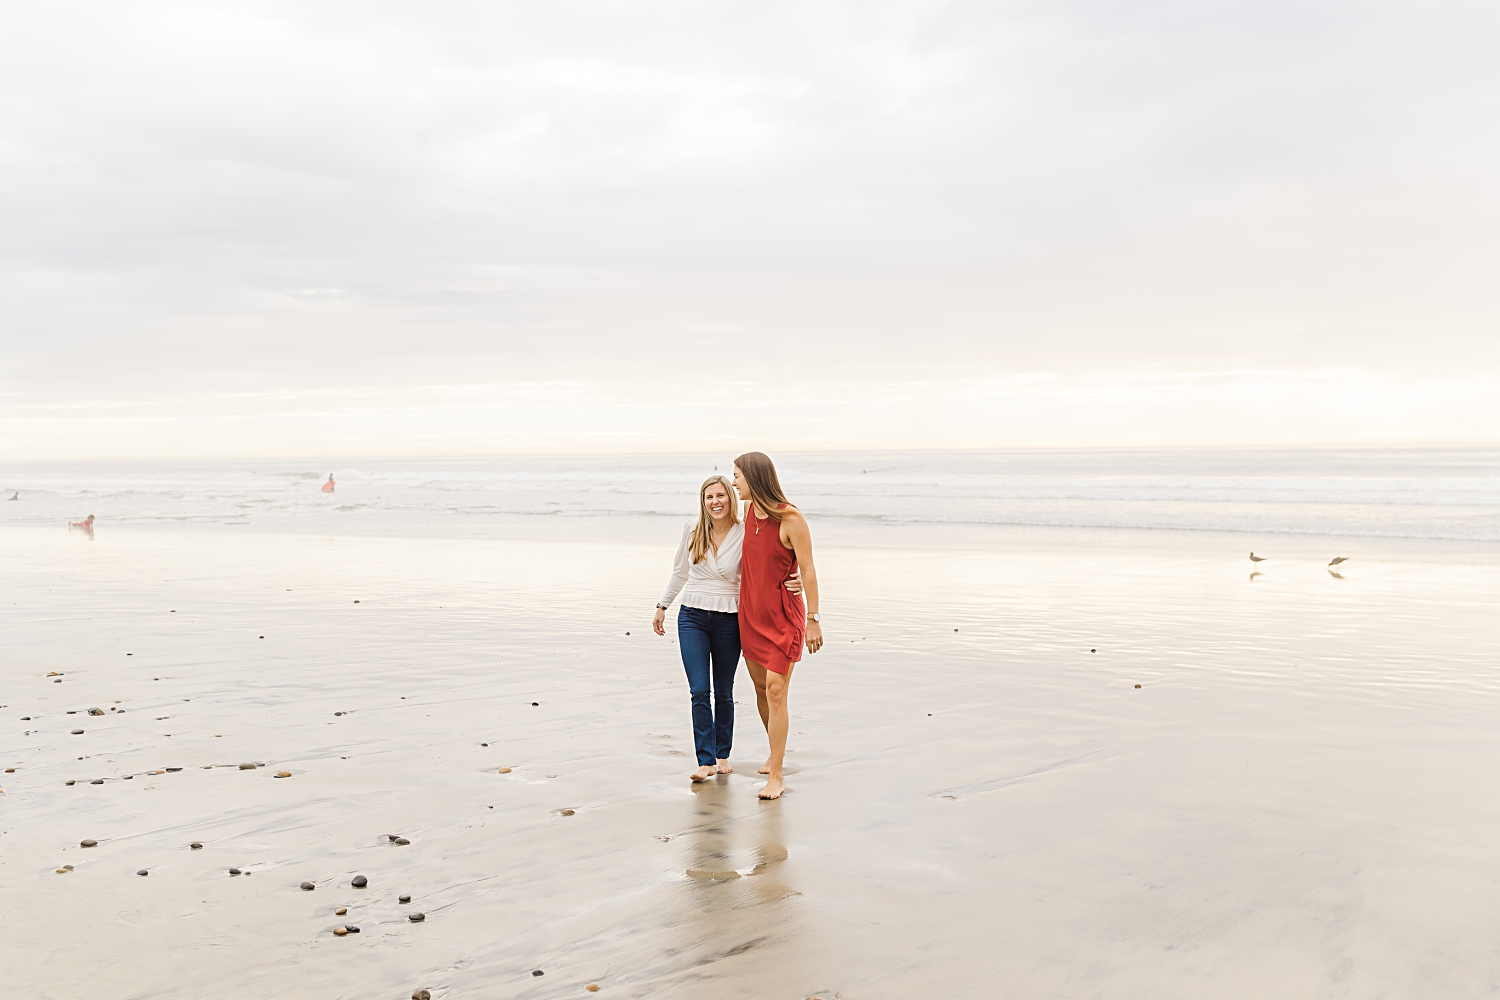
[739,505,805,674]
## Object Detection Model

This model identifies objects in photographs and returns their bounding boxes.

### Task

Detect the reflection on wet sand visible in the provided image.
[3,523,1499,999]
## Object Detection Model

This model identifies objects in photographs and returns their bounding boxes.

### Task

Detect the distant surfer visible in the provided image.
[321,474,335,493]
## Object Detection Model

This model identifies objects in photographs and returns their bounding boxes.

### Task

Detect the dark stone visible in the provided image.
[481,743,488,746]
[394,838,409,845]
[81,839,97,847]
[409,913,425,923]
[1135,684,1142,689]
[531,702,539,706]
[137,869,149,876]
[88,707,105,716]
[91,779,103,784]
[301,881,316,891]
[66,780,76,786]
[1091,648,1097,653]
[165,767,182,772]
[532,970,544,977]
[71,729,84,735]
[124,775,133,780]
[413,990,432,999]
[229,868,241,875]
[346,924,360,933]
[238,763,256,770]
[399,894,411,903]
[20,717,28,720]
[352,875,367,887]
[190,842,203,849]
[335,712,343,716]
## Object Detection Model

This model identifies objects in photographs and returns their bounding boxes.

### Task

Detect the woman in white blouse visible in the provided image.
[653,474,802,782]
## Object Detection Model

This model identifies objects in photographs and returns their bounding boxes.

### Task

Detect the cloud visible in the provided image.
[1,1,1497,457]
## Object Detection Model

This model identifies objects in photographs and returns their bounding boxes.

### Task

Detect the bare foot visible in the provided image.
[690,765,715,782]
[758,758,771,774]
[716,759,733,774]
[757,776,784,799]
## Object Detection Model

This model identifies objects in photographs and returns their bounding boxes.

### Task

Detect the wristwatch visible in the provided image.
[656,603,669,610]
[809,613,821,623]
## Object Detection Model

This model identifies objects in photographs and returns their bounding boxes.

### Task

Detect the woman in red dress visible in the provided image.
[732,452,823,800]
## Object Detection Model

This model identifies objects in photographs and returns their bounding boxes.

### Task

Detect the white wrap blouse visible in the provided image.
[658,520,743,613]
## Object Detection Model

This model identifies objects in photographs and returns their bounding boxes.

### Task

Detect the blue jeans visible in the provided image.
[677,606,740,766]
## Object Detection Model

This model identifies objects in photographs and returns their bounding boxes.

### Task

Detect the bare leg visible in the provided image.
[746,660,773,773]
[758,664,793,799]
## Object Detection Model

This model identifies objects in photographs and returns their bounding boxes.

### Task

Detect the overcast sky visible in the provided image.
[2,1,1497,458]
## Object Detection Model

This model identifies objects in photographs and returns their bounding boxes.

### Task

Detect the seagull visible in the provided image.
[1249,552,1267,564]
[1328,556,1349,567]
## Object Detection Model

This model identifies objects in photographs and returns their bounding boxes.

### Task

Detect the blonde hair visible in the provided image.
[690,475,740,563]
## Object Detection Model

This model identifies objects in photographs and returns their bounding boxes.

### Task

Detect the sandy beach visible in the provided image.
[4,466,1499,998]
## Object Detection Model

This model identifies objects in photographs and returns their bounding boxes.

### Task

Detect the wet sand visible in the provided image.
[3,518,1499,998]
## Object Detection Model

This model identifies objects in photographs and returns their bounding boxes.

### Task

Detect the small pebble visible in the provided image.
[587,985,600,992]
[560,809,575,816]
[399,894,411,903]
[531,702,539,706]
[81,839,97,847]
[497,767,511,774]
[88,707,104,716]
[394,837,410,845]
[165,767,181,772]
[625,631,630,635]
[354,600,360,603]
[352,875,367,887]
[19,717,28,721]
[1135,684,1142,689]
[71,729,84,735]
[1091,648,1097,653]
[335,907,347,915]
[480,743,488,746]
[56,868,70,874]
[334,926,348,936]
[65,780,76,786]
[409,912,425,922]
[91,778,104,785]
[238,763,256,770]
[532,969,545,977]
[190,843,203,849]
[301,881,316,891]
[413,990,431,1000]
[275,770,292,778]
[124,775,133,780]
[334,712,343,716]
[346,924,360,933]
[137,869,148,876]
[229,868,242,875]
[3,767,13,773]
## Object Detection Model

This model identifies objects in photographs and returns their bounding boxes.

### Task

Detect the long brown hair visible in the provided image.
[734,451,794,523]
[689,475,739,563]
